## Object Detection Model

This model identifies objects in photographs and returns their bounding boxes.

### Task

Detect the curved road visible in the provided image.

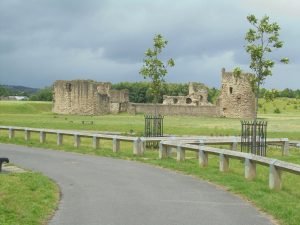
[1,144,274,225]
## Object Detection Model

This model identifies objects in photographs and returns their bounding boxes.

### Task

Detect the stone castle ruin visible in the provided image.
[52,80,129,115]
[52,68,255,118]
[218,68,255,118]
[162,82,211,106]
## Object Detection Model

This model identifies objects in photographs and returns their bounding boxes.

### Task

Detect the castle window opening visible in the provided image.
[173,98,178,104]
[66,83,72,92]
[186,98,192,104]
[229,87,233,94]
[200,95,203,102]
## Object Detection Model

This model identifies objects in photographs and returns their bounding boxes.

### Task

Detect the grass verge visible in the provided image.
[0,171,59,225]
[0,135,300,225]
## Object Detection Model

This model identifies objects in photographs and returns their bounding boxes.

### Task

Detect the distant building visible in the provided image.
[52,68,255,118]
[3,96,29,101]
[129,68,256,118]
[52,80,129,115]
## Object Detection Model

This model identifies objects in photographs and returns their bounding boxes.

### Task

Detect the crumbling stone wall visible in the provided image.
[218,68,255,118]
[109,89,129,114]
[163,82,210,106]
[128,103,219,117]
[53,68,255,118]
[130,68,255,118]
[52,80,128,115]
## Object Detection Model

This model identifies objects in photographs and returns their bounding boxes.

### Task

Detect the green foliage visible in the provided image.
[207,87,220,103]
[260,88,300,99]
[112,82,154,103]
[245,14,288,119]
[113,82,219,104]
[245,15,288,89]
[274,108,281,113]
[0,85,38,97]
[113,82,189,103]
[0,86,10,96]
[264,89,279,102]
[29,87,53,101]
[139,34,175,103]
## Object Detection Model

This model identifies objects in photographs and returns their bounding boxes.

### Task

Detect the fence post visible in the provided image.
[8,128,15,139]
[244,158,256,180]
[113,137,120,153]
[159,142,167,159]
[24,129,31,141]
[92,135,100,149]
[269,160,282,190]
[219,153,229,172]
[133,138,143,156]
[57,133,63,146]
[74,134,80,148]
[40,131,46,143]
[231,137,238,151]
[176,145,185,161]
[282,138,289,156]
[198,140,208,167]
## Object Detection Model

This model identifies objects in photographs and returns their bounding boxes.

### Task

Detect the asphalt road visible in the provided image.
[0,144,274,225]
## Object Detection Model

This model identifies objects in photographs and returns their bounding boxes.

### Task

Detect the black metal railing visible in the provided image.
[241,120,267,156]
[144,114,164,148]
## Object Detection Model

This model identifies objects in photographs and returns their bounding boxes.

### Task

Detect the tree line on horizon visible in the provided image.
[1,83,300,103]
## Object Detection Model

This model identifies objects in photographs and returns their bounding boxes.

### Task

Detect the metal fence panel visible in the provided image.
[144,115,164,148]
[241,120,267,156]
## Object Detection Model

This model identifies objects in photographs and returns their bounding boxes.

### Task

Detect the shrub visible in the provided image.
[274,108,281,114]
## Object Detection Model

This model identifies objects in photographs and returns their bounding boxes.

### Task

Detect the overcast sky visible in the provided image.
[0,0,299,89]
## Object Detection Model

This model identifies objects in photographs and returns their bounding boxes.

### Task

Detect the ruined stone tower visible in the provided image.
[218,68,255,118]
[52,80,128,115]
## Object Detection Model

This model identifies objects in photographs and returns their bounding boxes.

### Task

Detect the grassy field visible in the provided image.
[0,99,300,139]
[0,99,300,225]
[0,172,59,225]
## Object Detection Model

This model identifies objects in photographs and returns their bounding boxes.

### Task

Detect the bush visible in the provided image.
[274,108,281,114]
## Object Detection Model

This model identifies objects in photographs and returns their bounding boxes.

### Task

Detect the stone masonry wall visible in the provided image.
[218,68,255,118]
[53,69,255,118]
[128,103,220,117]
[53,80,111,115]
[163,82,209,106]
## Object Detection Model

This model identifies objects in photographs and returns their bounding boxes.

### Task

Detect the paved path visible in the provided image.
[0,144,274,225]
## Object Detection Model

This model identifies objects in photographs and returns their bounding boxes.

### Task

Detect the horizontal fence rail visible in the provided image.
[0,126,145,155]
[1,125,299,191]
[159,140,300,190]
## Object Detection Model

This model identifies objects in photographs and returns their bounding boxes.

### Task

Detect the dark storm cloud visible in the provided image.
[0,0,299,89]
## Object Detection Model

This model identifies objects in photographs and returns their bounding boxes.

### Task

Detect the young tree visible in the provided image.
[139,34,175,112]
[245,14,289,120]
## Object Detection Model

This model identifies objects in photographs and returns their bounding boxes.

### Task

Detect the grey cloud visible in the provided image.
[0,0,299,89]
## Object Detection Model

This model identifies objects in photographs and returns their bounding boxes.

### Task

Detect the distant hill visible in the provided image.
[0,84,39,96]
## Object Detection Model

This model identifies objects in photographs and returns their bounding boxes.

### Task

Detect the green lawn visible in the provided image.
[0,99,300,225]
[0,99,300,139]
[0,172,59,225]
